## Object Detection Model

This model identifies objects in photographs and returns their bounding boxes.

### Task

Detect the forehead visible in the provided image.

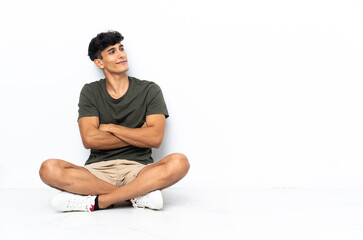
[104,42,123,52]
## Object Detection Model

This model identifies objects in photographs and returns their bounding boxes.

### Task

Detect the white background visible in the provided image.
[0,0,362,189]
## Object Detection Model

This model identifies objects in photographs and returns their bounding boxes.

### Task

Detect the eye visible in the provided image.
[108,50,115,54]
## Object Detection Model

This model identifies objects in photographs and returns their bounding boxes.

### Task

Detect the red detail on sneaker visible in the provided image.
[90,205,95,212]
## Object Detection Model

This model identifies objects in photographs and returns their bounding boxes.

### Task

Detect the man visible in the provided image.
[39,31,190,212]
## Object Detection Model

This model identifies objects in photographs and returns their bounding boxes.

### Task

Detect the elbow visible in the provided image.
[153,142,162,149]
[84,143,92,149]
[83,141,92,149]
[151,136,163,149]
[82,136,94,149]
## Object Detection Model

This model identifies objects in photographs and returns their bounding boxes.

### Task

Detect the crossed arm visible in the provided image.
[78,114,166,150]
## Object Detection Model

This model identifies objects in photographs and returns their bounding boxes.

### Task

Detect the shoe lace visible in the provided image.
[66,195,93,212]
[131,194,150,209]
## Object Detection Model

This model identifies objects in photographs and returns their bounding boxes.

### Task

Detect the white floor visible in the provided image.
[1,187,362,240]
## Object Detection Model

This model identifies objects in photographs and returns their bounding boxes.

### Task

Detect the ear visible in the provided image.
[93,59,104,69]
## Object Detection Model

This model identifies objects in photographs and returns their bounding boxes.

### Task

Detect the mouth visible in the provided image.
[116,60,128,64]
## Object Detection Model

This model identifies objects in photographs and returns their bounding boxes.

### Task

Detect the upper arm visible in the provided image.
[145,114,166,147]
[78,116,100,148]
[78,84,99,120]
[146,84,169,119]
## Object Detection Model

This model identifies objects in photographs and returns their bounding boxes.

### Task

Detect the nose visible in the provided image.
[117,49,126,59]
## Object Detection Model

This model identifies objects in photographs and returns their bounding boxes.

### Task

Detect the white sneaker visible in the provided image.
[51,191,96,212]
[130,190,163,210]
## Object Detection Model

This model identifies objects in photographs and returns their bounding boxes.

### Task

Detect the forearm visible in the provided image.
[106,124,161,148]
[83,129,130,150]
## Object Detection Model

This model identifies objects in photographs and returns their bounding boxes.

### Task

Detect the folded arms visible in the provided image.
[78,114,166,150]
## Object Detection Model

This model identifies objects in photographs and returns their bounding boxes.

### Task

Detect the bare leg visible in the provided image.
[39,159,118,195]
[98,153,190,209]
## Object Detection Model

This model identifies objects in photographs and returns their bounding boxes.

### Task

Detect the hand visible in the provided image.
[141,122,148,128]
[99,123,111,132]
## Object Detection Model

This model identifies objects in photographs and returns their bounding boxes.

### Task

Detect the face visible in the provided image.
[95,43,129,74]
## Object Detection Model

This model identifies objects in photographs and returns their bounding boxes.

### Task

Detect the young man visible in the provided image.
[39,31,190,212]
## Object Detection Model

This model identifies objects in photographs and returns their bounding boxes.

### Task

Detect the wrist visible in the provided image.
[107,124,114,133]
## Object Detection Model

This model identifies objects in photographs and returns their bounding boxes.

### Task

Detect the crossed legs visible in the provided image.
[39,153,190,209]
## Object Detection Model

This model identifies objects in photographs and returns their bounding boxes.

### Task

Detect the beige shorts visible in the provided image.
[83,159,147,187]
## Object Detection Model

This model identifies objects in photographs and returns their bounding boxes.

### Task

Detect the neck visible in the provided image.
[104,71,129,98]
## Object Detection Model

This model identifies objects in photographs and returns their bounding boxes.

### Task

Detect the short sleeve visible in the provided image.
[146,84,169,118]
[78,84,99,121]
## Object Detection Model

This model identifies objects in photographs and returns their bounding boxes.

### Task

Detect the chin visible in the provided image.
[115,66,129,74]
[120,64,129,71]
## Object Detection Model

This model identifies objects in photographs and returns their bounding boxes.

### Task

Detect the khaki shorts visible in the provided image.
[83,159,147,187]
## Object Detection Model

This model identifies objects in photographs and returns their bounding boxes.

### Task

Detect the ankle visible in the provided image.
[97,195,111,209]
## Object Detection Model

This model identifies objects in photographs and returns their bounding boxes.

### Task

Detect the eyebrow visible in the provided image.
[106,44,124,53]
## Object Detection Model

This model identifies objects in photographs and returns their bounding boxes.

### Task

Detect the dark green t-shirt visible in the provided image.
[78,76,169,165]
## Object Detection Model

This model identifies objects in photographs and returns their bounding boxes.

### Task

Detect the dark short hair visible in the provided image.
[88,31,124,61]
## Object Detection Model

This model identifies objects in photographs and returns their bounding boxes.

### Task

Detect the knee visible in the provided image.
[168,153,190,176]
[39,159,61,184]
